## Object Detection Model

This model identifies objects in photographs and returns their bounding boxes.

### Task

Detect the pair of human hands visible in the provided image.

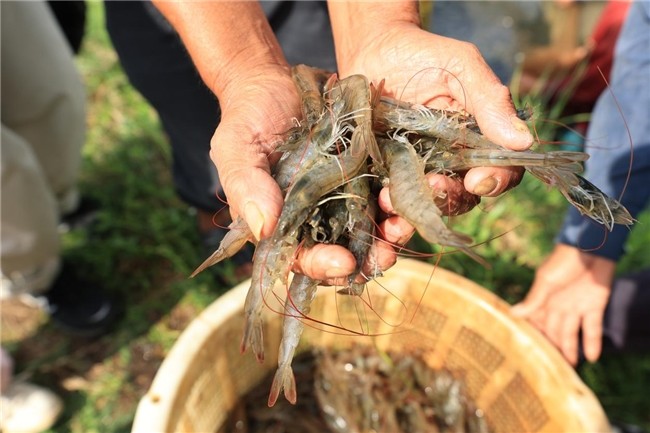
[154,1,532,283]
[512,244,616,365]
[211,25,534,284]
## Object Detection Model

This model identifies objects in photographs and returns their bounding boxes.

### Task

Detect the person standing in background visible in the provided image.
[1,3,119,431]
[513,0,650,367]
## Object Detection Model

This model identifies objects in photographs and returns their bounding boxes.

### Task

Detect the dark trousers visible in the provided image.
[601,268,650,356]
[104,1,335,213]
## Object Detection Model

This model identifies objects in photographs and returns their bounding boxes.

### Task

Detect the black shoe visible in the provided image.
[42,263,122,337]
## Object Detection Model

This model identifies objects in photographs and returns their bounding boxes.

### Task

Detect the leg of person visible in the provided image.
[105,1,254,282]
[1,1,85,217]
[1,1,119,334]
[601,268,650,355]
[104,1,223,214]
[105,0,337,212]
[0,127,62,298]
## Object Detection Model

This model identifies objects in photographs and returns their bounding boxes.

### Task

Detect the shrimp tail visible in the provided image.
[527,166,634,230]
[268,364,297,407]
[240,314,264,363]
[190,217,253,277]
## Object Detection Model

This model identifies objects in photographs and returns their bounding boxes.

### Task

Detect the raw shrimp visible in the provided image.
[426,148,588,173]
[341,170,376,296]
[333,74,382,166]
[268,273,320,407]
[291,64,333,126]
[379,137,485,264]
[375,96,502,150]
[272,75,380,240]
[241,230,300,363]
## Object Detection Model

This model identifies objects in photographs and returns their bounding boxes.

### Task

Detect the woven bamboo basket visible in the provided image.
[132,258,610,432]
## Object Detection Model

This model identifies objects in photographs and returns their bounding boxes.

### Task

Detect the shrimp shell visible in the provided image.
[376,97,499,150]
[528,166,634,230]
[268,273,319,407]
[241,231,299,363]
[190,217,253,277]
[379,138,485,264]
[340,170,376,296]
[291,64,333,126]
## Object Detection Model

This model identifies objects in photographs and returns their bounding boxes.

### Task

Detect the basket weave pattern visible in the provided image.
[132,259,610,433]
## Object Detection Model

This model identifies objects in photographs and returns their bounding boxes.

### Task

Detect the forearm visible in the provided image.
[327,1,421,70]
[152,1,288,104]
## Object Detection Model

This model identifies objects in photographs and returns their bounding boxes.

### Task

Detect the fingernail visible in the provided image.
[244,202,264,240]
[511,115,531,134]
[473,176,499,196]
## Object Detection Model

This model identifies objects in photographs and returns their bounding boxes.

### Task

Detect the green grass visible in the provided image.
[3,3,648,431]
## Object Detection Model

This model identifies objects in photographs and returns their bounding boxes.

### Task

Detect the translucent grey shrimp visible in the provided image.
[330,74,382,166]
[272,76,373,240]
[291,64,333,126]
[426,148,588,174]
[340,171,376,296]
[273,140,367,241]
[190,216,253,277]
[375,96,500,150]
[528,166,634,230]
[241,230,299,363]
[379,138,485,264]
[267,274,319,407]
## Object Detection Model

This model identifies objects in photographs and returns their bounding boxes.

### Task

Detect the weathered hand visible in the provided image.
[511,244,615,365]
[332,21,533,198]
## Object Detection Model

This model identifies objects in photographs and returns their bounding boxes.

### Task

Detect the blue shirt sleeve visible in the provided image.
[557,0,650,262]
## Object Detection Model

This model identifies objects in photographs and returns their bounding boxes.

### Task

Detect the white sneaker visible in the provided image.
[0,382,63,433]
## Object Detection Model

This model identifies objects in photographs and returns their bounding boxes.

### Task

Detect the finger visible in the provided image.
[560,312,582,366]
[582,309,605,363]
[463,166,525,197]
[293,243,356,282]
[452,60,533,151]
[378,174,480,217]
[362,240,397,278]
[427,174,480,215]
[377,215,415,246]
[511,280,551,318]
[544,309,563,349]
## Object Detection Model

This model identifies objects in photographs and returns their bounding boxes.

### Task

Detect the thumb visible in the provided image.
[210,133,284,241]
[465,80,533,152]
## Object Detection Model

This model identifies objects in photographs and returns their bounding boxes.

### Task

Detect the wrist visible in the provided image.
[327,1,421,73]
[153,1,289,100]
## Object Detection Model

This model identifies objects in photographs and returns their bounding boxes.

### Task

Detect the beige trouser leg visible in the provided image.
[1,1,86,297]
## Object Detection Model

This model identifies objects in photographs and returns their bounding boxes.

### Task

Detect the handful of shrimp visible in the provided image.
[193,65,634,407]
